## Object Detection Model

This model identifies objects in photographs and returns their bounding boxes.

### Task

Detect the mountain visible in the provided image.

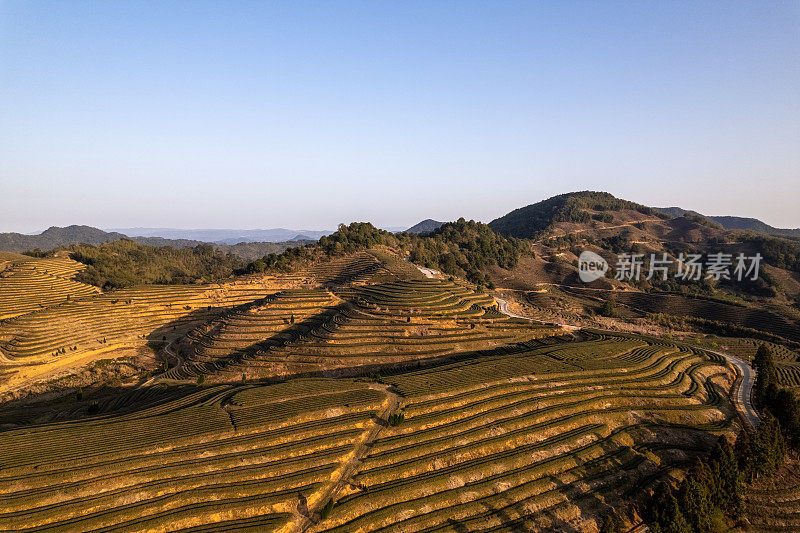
[488,191,666,239]
[216,240,314,261]
[707,216,800,238]
[655,207,700,219]
[0,225,129,252]
[107,227,334,243]
[0,225,310,260]
[404,219,445,234]
[655,208,800,238]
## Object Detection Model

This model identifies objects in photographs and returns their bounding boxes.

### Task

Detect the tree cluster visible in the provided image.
[745,235,800,273]
[646,437,742,533]
[246,220,529,287]
[647,343,795,532]
[407,218,528,286]
[753,344,800,445]
[67,239,244,290]
[246,222,399,273]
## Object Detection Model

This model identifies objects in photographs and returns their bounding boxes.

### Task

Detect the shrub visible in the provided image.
[320,498,335,519]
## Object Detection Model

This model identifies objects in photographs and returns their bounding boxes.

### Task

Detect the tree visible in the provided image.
[678,461,713,532]
[600,300,616,317]
[752,412,785,479]
[772,388,800,443]
[734,428,752,478]
[662,490,693,533]
[709,436,742,515]
[599,513,621,533]
[753,344,778,407]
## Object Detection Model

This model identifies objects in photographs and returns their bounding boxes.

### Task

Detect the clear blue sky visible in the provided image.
[1,1,798,233]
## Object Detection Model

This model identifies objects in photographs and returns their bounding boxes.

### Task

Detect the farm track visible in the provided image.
[296,385,401,532]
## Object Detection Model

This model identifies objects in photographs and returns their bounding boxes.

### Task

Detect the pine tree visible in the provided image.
[709,436,742,515]
[599,514,619,533]
[679,464,713,532]
[773,388,800,442]
[751,412,785,479]
[754,344,778,407]
[664,490,693,533]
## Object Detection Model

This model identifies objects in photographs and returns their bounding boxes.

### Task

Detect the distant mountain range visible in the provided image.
[0,226,311,260]
[654,208,800,238]
[106,227,333,244]
[3,196,798,259]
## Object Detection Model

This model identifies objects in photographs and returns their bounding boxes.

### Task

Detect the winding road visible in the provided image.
[710,349,760,429]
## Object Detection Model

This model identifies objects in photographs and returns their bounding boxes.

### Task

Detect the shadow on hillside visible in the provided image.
[145,306,227,351]
[161,301,352,377]
[319,261,382,286]
[139,295,577,384]
[0,302,581,430]
[0,381,210,429]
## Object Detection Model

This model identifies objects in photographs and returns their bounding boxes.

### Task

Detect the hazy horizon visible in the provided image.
[2,2,798,233]
[10,192,800,236]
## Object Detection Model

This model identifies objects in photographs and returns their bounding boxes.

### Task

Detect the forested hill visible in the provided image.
[488,191,668,239]
[248,219,530,287]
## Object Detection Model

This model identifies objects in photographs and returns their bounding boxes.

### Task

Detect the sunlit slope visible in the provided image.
[171,280,560,380]
[0,282,278,361]
[0,275,320,393]
[302,251,393,285]
[0,334,738,532]
[0,256,100,320]
[0,379,393,532]
[311,335,737,532]
[174,288,343,377]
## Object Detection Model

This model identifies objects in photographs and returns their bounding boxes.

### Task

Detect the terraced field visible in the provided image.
[0,250,753,531]
[0,276,320,394]
[745,458,800,531]
[0,282,282,361]
[0,256,100,320]
[580,290,800,344]
[715,338,800,363]
[302,251,393,285]
[170,280,560,380]
[0,379,395,532]
[0,333,738,532]
[310,335,737,532]
[174,289,344,377]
